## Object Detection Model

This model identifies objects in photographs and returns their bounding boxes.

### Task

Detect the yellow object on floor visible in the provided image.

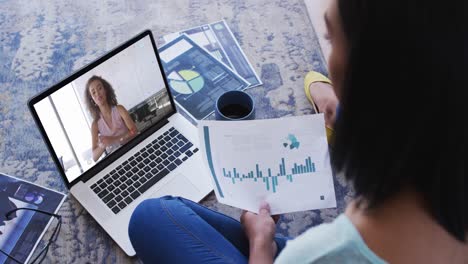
[304,71,334,144]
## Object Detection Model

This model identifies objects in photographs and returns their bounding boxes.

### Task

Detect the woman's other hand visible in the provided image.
[99,135,113,147]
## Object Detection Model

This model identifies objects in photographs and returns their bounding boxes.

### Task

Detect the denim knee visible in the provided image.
[128,196,176,238]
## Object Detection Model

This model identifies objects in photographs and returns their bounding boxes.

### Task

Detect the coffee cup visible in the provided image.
[215,90,255,120]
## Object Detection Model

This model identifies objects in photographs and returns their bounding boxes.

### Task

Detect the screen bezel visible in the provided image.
[28,30,177,189]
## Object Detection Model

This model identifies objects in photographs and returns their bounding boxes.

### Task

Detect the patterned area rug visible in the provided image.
[0,0,352,262]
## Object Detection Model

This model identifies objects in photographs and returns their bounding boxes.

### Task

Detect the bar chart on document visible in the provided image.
[199,115,337,214]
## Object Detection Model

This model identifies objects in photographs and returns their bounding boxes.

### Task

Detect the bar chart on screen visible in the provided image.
[199,115,337,215]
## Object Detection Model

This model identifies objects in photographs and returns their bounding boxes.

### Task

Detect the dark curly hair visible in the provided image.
[84,76,118,121]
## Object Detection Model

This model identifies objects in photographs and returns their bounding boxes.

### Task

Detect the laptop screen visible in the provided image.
[32,34,174,183]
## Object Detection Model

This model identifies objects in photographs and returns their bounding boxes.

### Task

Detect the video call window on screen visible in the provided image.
[34,36,173,182]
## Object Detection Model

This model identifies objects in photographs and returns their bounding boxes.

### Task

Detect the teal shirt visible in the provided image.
[275,214,387,264]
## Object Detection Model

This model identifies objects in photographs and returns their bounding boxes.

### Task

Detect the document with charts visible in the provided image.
[0,173,65,264]
[160,20,262,88]
[198,114,337,214]
[158,34,250,122]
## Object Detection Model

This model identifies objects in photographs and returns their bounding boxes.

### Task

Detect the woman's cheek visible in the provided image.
[328,48,346,101]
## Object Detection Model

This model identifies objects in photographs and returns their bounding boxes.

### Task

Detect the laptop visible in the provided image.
[28,30,213,256]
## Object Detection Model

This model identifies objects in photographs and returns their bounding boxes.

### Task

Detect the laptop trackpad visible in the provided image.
[150,174,201,201]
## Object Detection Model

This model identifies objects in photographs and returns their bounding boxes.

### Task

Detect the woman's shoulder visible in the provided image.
[275,214,386,264]
[115,104,129,114]
[115,104,127,111]
[281,215,350,254]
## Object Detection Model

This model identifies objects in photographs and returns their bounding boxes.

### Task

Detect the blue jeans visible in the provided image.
[128,196,288,264]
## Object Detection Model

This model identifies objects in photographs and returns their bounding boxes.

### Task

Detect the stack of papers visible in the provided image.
[158,21,262,122]
[0,173,65,263]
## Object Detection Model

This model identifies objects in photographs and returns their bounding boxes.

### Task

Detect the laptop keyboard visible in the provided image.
[90,127,199,214]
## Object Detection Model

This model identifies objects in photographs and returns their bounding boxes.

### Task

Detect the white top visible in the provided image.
[275,214,387,264]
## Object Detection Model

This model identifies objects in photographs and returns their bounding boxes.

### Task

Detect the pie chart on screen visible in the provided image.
[168,69,205,95]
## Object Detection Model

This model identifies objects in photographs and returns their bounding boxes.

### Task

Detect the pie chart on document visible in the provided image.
[168,68,205,95]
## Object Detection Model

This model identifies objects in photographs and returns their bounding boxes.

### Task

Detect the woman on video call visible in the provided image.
[85,76,138,161]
